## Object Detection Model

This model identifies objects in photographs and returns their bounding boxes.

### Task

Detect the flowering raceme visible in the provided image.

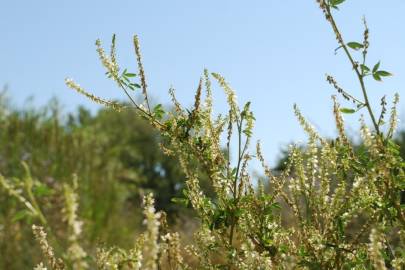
[0,0,403,269]
[61,1,404,268]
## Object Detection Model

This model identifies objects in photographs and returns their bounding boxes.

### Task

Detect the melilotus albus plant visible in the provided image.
[1,0,403,269]
[64,0,405,268]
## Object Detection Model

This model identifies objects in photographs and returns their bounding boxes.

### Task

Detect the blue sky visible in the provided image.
[1,0,404,165]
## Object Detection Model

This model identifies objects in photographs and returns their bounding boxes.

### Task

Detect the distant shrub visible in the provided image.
[2,0,404,269]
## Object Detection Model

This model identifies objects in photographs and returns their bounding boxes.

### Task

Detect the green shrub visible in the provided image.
[0,98,208,269]
[2,1,405,269]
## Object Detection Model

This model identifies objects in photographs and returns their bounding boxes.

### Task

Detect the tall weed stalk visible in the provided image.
[1,0,403,269]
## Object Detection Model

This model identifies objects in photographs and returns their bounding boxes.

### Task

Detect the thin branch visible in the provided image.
[325,6,380,135]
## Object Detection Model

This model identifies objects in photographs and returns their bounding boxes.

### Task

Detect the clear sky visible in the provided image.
[1,0,404,165]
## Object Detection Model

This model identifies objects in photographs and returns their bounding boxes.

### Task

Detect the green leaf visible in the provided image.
[12,210,31,222]
[230,168,237,178]
[330,0,346,9]
[340,108,356,114]
[210,209,227,230]
[331,0,346,5]
[360,64,370,74]
[182,189,189,197]
[242,128,252,137]
[373,73,382,81]
[120,80,128,87]
[387,139,400,152]
[376,70,392,77]
[336,217,345,237]
[128,83,141,91]
[271,202,281,209]
[33,184,52,197]
[171,197,189,206]
[347,42,364,51]
[125,73,137,77]
[153,104,165,120]
[372,61,381,73]
[153,104,163,110]
[243,101,251,112]
[234,208,243,218]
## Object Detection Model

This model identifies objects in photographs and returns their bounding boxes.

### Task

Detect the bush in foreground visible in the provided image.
[3,1,405,269]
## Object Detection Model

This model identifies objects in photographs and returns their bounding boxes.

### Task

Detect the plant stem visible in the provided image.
[228,119,242,247]
[325,6,380,135]
[26,184,47,226]
[116,80,165,130]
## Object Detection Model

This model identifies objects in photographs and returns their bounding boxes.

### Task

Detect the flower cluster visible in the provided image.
[61,1,404,267]
[1,0,403,269]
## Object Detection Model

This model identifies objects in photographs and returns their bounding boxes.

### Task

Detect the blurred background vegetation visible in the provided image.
[0,89,214,269]
[0,89,404,269]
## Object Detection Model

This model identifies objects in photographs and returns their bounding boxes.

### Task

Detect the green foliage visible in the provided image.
[0,96,206,269]
[347,41,364,51]
[1,1,404,269]
[339,108,356,114]
[329,0,346,9]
